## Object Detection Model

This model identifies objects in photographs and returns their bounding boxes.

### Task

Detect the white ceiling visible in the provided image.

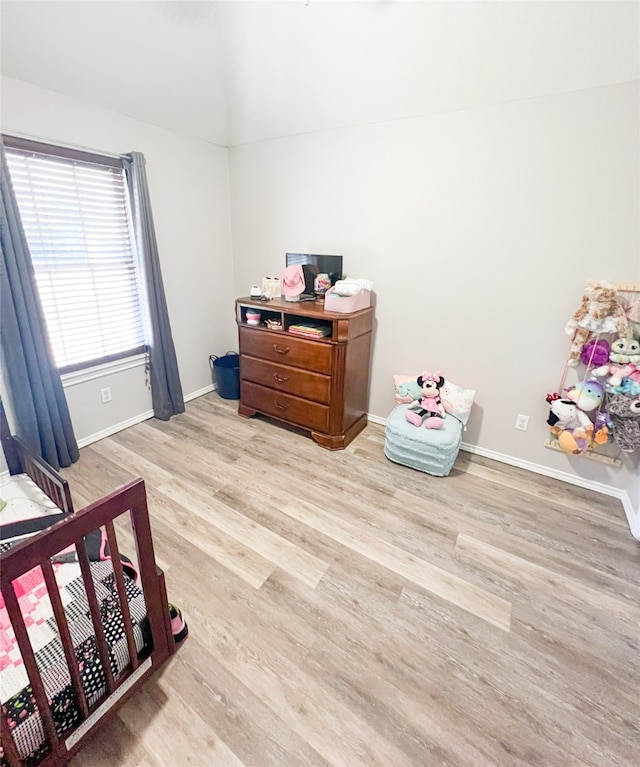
[1,1,229,143]
[1,1,638,147]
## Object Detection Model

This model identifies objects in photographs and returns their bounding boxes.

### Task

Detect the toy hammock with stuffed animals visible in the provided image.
[546,280,640,465]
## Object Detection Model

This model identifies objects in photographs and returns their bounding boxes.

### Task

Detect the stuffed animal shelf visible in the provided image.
[547,280,640,463]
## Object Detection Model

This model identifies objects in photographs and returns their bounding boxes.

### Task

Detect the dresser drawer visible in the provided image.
[241,381,330,433]
[241,356,331,405]
[239,327,332,374]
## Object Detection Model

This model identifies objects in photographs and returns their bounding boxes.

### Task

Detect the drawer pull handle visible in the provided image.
[273,344,290,355]
[274,400,289,410]
[273,373,289,383]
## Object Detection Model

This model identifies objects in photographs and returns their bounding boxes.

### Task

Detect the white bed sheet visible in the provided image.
[0,472,62,527]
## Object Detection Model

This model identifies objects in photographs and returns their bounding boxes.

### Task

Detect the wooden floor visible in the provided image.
[64,393,640,767]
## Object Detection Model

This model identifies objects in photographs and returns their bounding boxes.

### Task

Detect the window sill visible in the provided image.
[61,353,147,388]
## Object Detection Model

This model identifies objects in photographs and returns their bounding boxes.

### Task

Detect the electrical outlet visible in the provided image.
[515,414,529,431]
[100,387,112,404]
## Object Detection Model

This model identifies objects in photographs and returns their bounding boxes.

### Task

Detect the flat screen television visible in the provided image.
[285,253,343,298]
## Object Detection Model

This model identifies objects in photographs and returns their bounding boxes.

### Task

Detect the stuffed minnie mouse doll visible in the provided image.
[406,371,446,429]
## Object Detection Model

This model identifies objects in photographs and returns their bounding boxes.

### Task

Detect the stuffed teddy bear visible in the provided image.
[406,371,445,429]
[546,395,593,454]
[565,281,629,365]
[605,393,640,452]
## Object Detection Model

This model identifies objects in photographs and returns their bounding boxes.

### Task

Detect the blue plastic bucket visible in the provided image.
[210,352,240,400]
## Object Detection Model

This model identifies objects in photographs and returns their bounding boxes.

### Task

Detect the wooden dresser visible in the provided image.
[236,297,374,449]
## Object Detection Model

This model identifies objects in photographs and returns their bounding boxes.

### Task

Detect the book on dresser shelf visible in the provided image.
[288,323,331,339]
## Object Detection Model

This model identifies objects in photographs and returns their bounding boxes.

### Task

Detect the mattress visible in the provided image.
[384,404,463,477]
[0,474,149,765]
[0,473,61,530]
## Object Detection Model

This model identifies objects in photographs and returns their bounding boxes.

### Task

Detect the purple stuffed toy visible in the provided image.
[580,338,611,368]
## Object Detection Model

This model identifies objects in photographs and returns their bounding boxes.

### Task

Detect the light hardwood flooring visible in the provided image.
[65,393,639,767]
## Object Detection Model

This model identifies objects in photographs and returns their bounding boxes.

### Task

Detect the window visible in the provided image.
[4,137,146,372]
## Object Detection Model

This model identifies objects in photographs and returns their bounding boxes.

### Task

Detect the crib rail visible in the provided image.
[13,435,74,515]
[0,403,73,515]
[0,479,173,767]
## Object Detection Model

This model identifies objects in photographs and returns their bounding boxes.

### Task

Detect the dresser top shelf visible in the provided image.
[236,296,373,320]
[236,297,374,346]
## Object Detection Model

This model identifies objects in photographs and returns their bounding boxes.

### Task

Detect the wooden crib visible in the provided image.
[1,409,176,766]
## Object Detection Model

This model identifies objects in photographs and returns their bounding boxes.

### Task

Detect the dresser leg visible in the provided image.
[311,415,368,450]
[238,404,257,418]
[311,432,346,450]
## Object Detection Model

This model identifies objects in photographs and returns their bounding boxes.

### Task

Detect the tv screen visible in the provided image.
[285,253,343,295]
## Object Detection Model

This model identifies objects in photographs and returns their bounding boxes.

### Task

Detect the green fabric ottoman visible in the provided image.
[384,404,463,477]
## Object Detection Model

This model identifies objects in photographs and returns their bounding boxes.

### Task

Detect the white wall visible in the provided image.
[229,81,640,523]
[1,70,638,532]
[222,0,639,146]
[1,76,236,443]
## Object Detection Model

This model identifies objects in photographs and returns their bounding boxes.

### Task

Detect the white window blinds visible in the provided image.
[5,143,146,372]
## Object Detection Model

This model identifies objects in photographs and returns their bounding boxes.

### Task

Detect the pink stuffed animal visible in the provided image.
[594,362,639,388]
[406,371,446,429]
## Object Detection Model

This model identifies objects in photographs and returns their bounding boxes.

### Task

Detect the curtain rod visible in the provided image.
[1,129,124,160]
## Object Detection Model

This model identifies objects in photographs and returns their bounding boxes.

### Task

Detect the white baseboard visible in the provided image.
[77,385,215,449]
[185,384,215,402]
[626,504,640,540]
[459,441,638,540]
[367,413,638,540]
[76,410,154,448]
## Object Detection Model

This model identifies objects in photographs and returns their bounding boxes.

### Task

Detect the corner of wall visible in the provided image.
[622,497,640,540]
[367,413,638,540]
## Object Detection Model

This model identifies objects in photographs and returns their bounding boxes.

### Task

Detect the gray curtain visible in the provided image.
[123,152,185,421]
[0,141,79,469]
